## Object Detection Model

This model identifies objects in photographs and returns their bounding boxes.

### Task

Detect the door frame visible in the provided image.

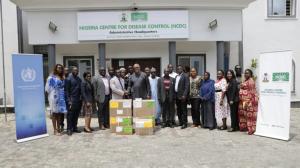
[63,56,95,76]
[111,57,162,74]
[176,54,206,73]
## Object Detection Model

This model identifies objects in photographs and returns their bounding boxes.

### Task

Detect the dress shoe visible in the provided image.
[161,124,167,128]
[73,129,81,133]
[84,128,92,133]
[170,124,174,128]
[60,126,64,133]
[191,124,197,128]
[67,130,72,136]
[181,125,187,129]
[99,125,105,130]
[228,128,237,132]
[176,123,182,127]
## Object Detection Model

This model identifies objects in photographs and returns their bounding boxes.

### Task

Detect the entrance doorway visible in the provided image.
[63,56,95,79]
[111,58,161,76]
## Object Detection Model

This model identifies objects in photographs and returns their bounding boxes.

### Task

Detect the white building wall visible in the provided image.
[243,0,300,101]
[56,44,98,74]
[25,9,243,45]
[0,0,18,105]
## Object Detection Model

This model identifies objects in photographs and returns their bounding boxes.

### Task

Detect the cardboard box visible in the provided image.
[134,118,155,136]
[110,116,133,126]
[133,100,155,118]
[109,99,132,117]
[110,116,132,133]
[135,128,154,136]
[115,125,133,135]
[110,125,116,133]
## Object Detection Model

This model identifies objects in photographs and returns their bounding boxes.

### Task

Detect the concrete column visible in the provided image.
[169,41,176,67]
[217,41,225,70]
[48,44,56,73]
[98,43,106,69]
[238,41,244,70]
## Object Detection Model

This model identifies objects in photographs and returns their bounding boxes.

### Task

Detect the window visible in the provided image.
[176,54,206,75]
[63,56,95,79]
[268,0,297,17]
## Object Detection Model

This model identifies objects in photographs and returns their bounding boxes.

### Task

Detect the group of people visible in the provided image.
[45,63,258,136]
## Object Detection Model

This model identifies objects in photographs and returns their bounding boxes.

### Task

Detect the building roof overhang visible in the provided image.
[11,0,256,11]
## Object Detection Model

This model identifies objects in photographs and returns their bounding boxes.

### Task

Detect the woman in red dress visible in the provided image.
[238,69,258,135]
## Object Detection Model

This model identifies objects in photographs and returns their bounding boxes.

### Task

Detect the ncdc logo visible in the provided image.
[21,67,36,82]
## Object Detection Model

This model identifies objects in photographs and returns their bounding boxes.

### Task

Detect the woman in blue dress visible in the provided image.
[45,64,67,136]
[200,72,216,130]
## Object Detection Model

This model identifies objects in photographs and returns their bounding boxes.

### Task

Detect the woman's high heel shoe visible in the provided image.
[84,128,92,133]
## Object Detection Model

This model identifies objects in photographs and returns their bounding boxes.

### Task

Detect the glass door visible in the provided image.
[177,54,206,75]
[64,56,94,79]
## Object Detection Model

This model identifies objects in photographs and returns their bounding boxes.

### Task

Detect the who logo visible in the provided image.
[21,67,36,82]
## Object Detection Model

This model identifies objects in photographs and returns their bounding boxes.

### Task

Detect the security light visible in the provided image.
[209,19,218,30]
[49,21,58,32]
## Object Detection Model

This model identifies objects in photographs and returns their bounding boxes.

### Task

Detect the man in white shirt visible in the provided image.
[168,64,178,78]
[148,67,161,125]
[110,69,127,99]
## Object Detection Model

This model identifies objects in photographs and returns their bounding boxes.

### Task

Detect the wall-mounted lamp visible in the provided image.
[131,3,138,11]
[209,19,218,30]
[49,21,58,32]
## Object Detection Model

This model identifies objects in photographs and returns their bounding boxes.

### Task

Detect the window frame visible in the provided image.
[63,56,95,77]
[176,54,206,75]
[267,0,297,18]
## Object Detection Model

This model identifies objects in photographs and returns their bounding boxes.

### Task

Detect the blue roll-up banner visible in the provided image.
[12,54,48,143]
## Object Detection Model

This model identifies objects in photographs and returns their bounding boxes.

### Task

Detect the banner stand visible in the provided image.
[255,50,292,141]
[16,134,49,143]
[12,54,49,143]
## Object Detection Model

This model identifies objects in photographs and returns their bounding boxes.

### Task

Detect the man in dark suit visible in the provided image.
[175,65,190,129]
[128,64,151,99]
[158,68,176,128]
[65,67,82,135]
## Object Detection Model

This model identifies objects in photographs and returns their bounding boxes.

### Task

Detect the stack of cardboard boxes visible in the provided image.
[133,99,155,135]
[109,99,133,135]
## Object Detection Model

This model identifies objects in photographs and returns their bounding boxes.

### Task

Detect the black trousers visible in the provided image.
[176,98,188,125]
[67,101,82,131]
[161,97,175,125]
[97,95,110,126]
[230,102,239,130]
[190,98,201,125]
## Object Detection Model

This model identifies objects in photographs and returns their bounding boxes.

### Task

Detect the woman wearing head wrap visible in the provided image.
[200,72,216,130]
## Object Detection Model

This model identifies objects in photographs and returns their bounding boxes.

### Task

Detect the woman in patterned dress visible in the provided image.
[238,69,258,135]
[45,64,67,136]
[214,70,230,130]
[189,68,202,127]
